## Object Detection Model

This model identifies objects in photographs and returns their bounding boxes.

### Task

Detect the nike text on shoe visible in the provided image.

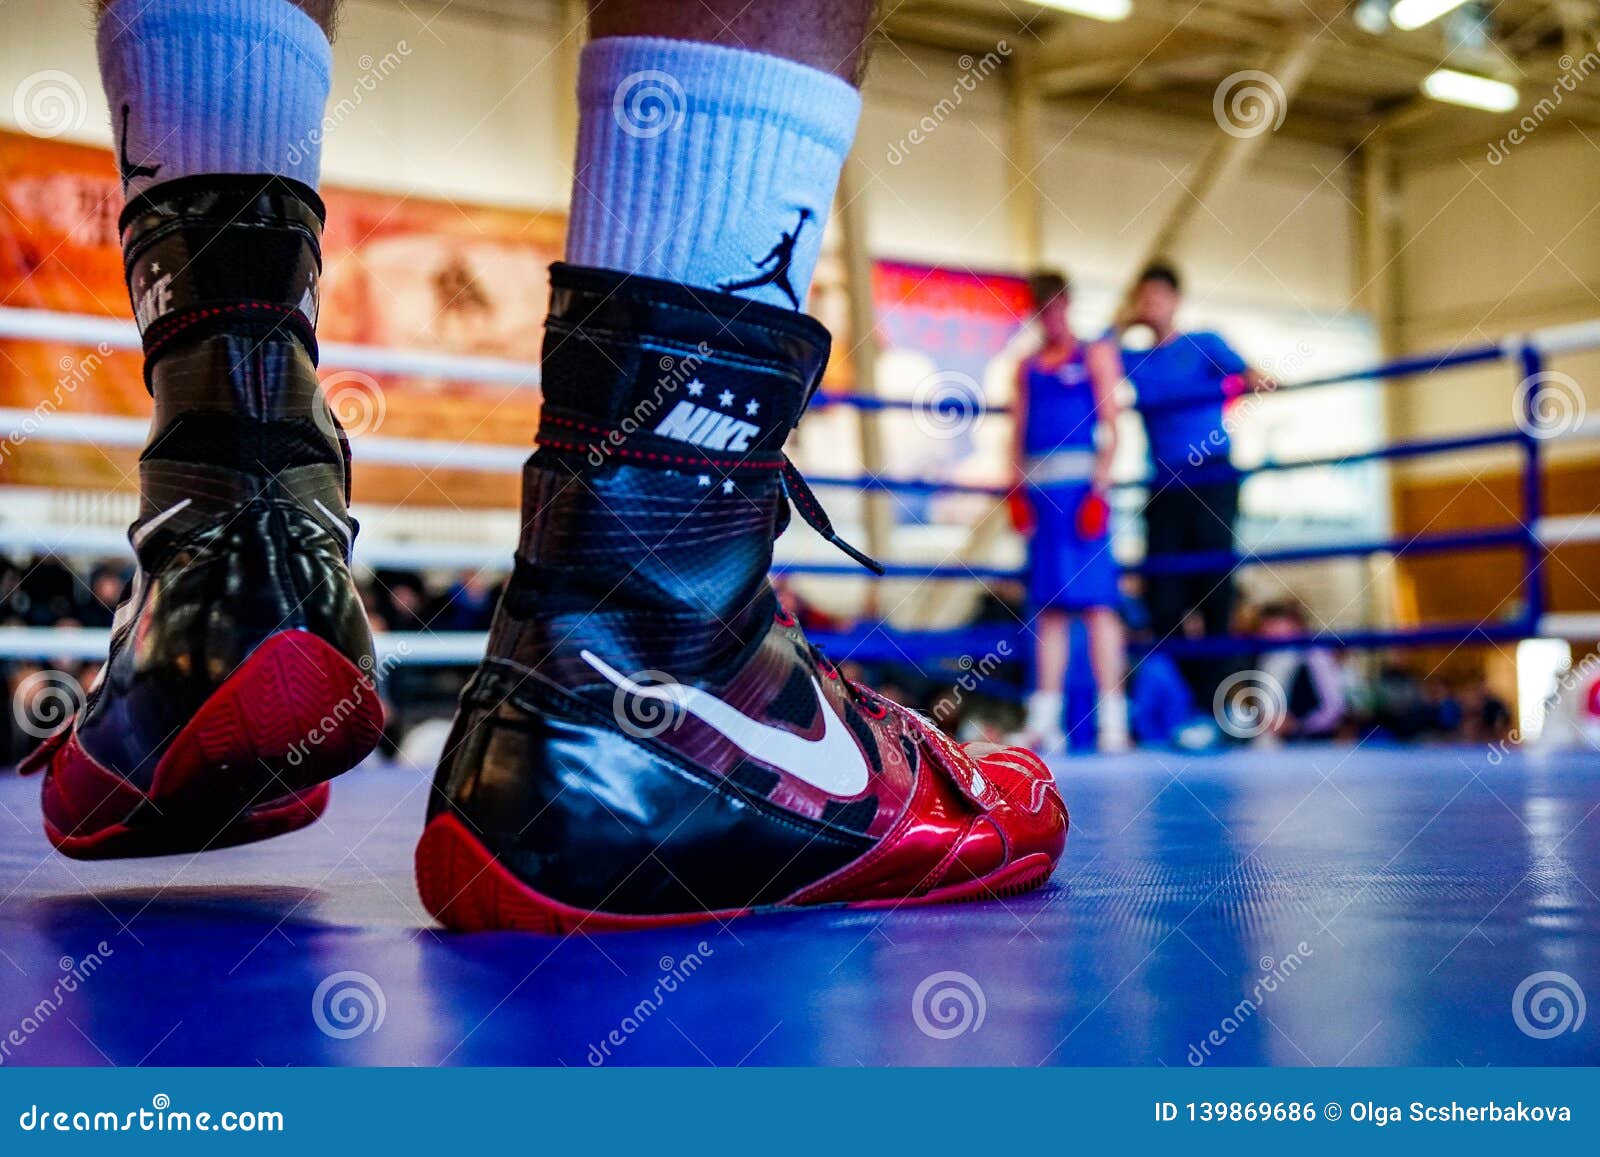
[415,264,1067,932]
[26,175,382,860]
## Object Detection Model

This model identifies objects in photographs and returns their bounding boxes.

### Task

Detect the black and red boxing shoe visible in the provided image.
[416,265,1066,931]
[23,176,381,859]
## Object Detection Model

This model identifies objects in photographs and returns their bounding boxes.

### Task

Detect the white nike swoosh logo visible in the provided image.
[580,650,871,798]
[130,498,192,550]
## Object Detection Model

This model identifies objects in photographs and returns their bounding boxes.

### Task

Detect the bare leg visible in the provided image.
[1088,607,1131,752]
[588,0,876,83]
[1087,607,1127,697]
[1034,611,1070,697]
[1024,610,1070,751]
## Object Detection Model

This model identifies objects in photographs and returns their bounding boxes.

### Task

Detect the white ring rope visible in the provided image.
[4,614,1597,666]
[0,306,539,387]
[0,626,487,665]
[0,523,512,572]
[0,408,529,473]
[5,306,1600,663]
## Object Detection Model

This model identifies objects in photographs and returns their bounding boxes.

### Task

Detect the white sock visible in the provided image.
[1098,692,1130,749]
[98,0,333,200]
[565,37,861,310]
[1026,691,1064,738]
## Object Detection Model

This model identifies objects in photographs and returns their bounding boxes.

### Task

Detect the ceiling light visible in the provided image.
[1033,0,1133,23]
[1391,0,1470,31]
[1421,68,1519,111]
[1442,1,1494,53]
[1353,0,1392,36]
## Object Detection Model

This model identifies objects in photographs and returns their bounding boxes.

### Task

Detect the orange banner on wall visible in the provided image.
[0,131,564,507]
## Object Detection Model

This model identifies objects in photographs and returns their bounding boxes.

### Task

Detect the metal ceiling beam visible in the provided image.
[1116,30,1326,303]
[1033,0,1280,64]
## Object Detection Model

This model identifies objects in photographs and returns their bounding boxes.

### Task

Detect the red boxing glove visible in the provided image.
[1076,491,1110,539]
[1007,490,1035,535]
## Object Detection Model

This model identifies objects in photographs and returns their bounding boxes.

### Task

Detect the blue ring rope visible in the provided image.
[788,334,1574,661]
[807,428,1530,498]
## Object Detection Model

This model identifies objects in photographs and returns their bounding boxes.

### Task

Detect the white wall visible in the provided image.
[0,0,572,209]
[4,4,1364,324]
[1392,126,1600,480]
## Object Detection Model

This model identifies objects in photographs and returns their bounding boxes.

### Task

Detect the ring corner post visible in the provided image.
[1516,339,1546,636]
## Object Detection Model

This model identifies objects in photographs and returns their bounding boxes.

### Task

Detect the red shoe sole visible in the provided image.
[414,812,1058,934]
[44,783,331,860]
[41,630,383,860]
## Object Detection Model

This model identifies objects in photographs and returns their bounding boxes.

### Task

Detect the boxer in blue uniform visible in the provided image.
[1011,272,1129,753]
[1120,261,1271,703]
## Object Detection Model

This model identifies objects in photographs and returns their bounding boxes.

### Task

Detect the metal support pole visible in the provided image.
[1518,342,1547,633]
[835,154,894,607]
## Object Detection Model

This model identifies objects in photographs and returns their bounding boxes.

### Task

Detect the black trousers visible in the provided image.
[1144,476,1240,701]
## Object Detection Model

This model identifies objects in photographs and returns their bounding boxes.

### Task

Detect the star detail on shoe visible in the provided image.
[718,390,735,408]
[745,399,760,416]
[697,474,711,487]
[686,379,705,397]
[722,479,736,495]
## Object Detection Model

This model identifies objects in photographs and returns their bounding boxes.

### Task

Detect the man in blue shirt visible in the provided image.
[1121,262,1269,701]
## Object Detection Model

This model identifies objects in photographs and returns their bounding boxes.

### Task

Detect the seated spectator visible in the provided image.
[1131,650,1204,748]
[1253,601,1345,742]
[0,559,24,625]
[1420,678,1464,740]
[78,564,130,629]
[435,570,501,632]
[1458,678,1513,743]
[16,555,86,627]
[371,569,431,632]
[1366,662,1434,740]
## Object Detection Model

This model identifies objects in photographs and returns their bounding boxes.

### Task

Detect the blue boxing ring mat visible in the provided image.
[1,743,1595,1067]
[3,304,1600,1073]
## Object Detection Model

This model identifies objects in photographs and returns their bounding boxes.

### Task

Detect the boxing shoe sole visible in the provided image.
[414,811,1058,935]
[34,630,382,860]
